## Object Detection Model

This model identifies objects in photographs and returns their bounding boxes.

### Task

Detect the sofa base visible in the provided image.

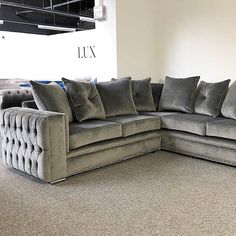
[50,178,66,185]
[67,131,161,177]
[162,130,236,166]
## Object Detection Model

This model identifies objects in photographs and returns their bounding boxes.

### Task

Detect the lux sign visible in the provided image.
[78,46,96,59]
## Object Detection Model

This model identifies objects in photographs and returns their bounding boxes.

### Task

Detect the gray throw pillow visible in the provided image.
[30,81,73,122]
[194,79,230,117]
[62,78,105,122]
[112,78,155,112]
[221,81,236,119]
[159,76,200,113]
[131,78,155,112]
[96,78,137,117]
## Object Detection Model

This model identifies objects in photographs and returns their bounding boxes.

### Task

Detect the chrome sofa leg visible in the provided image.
[50,178,66,185]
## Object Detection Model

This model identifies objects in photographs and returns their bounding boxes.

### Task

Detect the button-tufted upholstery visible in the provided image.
[0,89,33,109]
[0,107,67,183]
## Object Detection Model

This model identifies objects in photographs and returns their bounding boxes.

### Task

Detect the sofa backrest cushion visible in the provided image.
[194,79,230,117]
[151,83,164,111]
[96,78,137,117]
[0,89,33,109]
[221,81,236,119]
[30,80,73,122]
[159,76,200,113]
[62,78,106,122]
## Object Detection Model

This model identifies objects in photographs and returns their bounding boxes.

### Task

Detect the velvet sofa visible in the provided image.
[0,80,236,184]
[0,86,162,183]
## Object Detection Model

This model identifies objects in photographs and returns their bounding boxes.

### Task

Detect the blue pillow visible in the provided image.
[19,80,65,89]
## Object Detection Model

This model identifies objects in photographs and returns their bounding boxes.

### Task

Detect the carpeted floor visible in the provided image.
[0,151,236,236]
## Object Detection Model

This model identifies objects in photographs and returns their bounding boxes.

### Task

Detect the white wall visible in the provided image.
[95,0,117,81]
[0,31,52,80]
[48,29,97,80]
[1,0,236,83]
[51,0,117,82]
[116,0,159,81]
[156,0,236,82]
[0,0,117,81]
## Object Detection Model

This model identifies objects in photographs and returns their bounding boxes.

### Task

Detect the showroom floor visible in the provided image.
[0,151,236,236]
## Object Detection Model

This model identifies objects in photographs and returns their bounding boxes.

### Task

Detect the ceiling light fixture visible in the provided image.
[38,25,76,32]
[0,20,4,24]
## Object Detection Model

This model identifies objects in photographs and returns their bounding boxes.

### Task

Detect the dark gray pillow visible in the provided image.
[112,77,155,112]
[159,76,200,113]
[96,78,137,117]
[194,80,230,117]
[221,81,236,119]
[151,83,164,111]
[131,78,155,112]
[30,81,73,122]
[62,78,105,122]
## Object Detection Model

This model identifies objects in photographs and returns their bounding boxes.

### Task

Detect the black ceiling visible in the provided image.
[0,0,95,35]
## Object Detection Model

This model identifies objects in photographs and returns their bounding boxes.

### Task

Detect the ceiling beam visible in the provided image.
[0,1,81,19]
[17,0,84,15]
[52,0,84,9]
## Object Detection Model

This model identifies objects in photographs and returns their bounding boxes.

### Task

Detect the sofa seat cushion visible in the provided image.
[161,113,215,136]
[69,120,122,149]
[107,115,161,137]
[206,119,236,140]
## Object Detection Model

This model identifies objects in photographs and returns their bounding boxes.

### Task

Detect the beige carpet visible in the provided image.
[0,151,236,236]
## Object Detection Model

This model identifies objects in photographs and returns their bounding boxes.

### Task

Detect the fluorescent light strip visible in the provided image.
[38,25,76,32]
[79,16,95,23]
[0,20,77,32]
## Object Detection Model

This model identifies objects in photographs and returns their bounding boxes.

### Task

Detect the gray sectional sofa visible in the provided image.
[0,78,236,184]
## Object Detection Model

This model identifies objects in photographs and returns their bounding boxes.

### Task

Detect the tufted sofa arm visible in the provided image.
[0,89,33,109]
[0,107,68,183]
